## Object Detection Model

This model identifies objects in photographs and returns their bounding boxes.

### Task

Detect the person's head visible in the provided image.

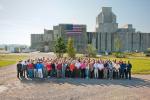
[124,61,126,64]
[128,61,130,64]
[19,61,22,64]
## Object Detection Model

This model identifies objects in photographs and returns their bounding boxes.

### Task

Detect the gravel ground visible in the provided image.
[0,53,150,100]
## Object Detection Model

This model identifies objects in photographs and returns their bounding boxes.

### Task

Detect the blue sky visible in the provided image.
[0,0,150,46]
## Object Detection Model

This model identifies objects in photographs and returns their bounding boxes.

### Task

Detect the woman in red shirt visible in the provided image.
[46,61,52,77]
[27,62,34,78]
[70,62,75,78]
[57,61,62,78]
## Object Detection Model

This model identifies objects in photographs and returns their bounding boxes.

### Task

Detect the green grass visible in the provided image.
[0,54,27,67]
[0,60,16,67]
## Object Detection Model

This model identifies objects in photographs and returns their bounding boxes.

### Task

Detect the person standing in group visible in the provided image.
[89,60,94,79]
[65,62,71,78]
[57,61,62,78]
[33,60,37,78]
[108,61,113,80]
[70,61,75,78]
[94,60,98,79]
[114,62,120,79]
[22,61,28,78]
[119,61,123,79]
[123,61,128,79]
[85,60,90,79]
[51,61,56,77]
[80,60,86,78]
[62,60,67,78]
[27,61,34,78]
[17,61,23,79]
[36,61,44,78]
[98,61,104,79]
[103,61,108,79]
[43,60,48,78]
[46,61,52,78]
[75,59,81,78]
[126,61,132,80]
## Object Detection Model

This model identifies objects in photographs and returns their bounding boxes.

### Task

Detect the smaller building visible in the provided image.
[31,24,88,53]
[31,29,54,52]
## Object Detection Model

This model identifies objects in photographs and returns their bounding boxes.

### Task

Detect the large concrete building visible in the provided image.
[31,7,150,53]
[95,7,150,52]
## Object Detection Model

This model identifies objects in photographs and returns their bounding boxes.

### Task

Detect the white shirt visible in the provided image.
[94,63,98,69]
[98,63,104,70]
[75,62,81,69]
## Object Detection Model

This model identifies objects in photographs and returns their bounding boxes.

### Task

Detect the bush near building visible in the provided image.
[112,52,126,58]
[145,48,150,57]
[67,38,76,58]
[87,44,97,57]
[54,37,66,57]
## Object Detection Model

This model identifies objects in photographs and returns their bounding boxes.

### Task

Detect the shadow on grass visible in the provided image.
[20,77,150,88]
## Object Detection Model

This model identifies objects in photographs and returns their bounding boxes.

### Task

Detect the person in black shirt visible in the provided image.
[51,62,56,77]
[17,61,23,79]
[127,61,132,80]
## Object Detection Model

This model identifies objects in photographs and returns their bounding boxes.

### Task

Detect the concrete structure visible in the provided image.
[31,29,54,52]
[31,24,87,53]
[53,24,87,52]
[96,7,118,33]
[95,7,150,52]
[31,7,150,53]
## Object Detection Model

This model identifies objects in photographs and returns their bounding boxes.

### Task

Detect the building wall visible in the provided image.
[53,24,87,53]
[94,32,150,52]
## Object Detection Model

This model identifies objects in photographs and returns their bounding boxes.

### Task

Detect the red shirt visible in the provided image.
[57,63,62,70]
[70,64,75,72]
[46,63,52,71]
[28,63,34,69]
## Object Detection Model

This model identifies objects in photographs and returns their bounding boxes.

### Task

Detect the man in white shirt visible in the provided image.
[94,61,98,79]
[98,62,104,78]
[75,60,81,78]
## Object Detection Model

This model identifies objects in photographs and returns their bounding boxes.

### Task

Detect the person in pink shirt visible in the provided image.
[57,61,62,78]
[80,60,86,78]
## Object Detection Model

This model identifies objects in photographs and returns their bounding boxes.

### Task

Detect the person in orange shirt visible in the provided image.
[70,61,75,78]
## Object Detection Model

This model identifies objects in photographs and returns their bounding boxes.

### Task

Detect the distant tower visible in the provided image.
[95,7,118,52]
[96,7,118,33]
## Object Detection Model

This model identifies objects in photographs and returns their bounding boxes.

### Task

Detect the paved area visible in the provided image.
[0,53,150,100]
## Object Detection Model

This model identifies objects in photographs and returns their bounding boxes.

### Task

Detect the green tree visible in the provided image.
[54,37,66,57]
[67,38,76,58]
[87,44,97,57]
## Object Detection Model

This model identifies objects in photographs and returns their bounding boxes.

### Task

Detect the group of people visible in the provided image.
[17,57,132,80]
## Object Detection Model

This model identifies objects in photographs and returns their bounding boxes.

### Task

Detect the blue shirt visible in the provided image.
[36,63,44,69]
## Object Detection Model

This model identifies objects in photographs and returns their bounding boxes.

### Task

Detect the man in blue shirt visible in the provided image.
[36,61,44,78]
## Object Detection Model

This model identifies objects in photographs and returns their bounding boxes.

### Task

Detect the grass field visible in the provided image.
[0,54,27,67]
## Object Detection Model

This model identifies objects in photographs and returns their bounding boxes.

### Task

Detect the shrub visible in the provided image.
[67,38,76,58]
[145,48,150,57]
[114,52,126,58]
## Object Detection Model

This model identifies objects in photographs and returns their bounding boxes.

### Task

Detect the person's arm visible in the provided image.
[130,64,132,69]
[17,64,19,70]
